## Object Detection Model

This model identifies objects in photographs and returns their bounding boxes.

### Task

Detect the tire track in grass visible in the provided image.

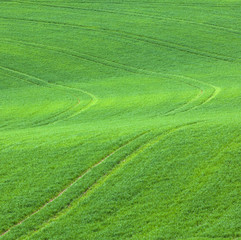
[0,142,27,153]
[0,38,205,117]
[21,1,241,37]
[0,67,79,125]
[107,8,241,36]
[1,33,220,120]
[0,18,224,113]
[164,75,221,115]
[0,70,77,127]
[0,65,98,127]
[22,121,201,240]
[0,4,222,238]
[0,131,149,238]
[164,89,203,116]
[0,17,224,112]
[176,75,221,113]
[120,9,241,36]
[162,75,206,116]
[0,16,240,64]
[0,38,219,116]
[0,66,97,125]
[0,70,83,128]
[185,86,221,113]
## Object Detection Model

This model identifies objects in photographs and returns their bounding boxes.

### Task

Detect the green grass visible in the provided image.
[0,0,240,239]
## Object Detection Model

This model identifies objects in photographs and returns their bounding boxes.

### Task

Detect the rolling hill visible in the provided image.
[0,0,240,239]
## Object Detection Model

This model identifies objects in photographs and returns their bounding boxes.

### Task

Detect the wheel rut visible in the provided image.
[0,131,148,238]
[20,1,241,36]
[0,38,220,116]
[0,65,97,128]
[0,16,239,64]
[0,122,201,239]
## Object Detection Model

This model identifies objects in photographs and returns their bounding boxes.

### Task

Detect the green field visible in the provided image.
[0,0,240,239]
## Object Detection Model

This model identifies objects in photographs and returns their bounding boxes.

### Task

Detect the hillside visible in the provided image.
[0,0,240,239]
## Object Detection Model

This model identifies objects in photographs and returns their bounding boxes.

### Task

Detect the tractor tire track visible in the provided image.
[0,38,219,116]
[100,7,241,36]
[0,70,83,128]
[0,65,97,127]
[173,75,221,113]
[0,131,149,238]
[164,90,203,116]
[0,4,223,238]
[33,100,81,127]
[24,121,201,240]
[0,16,240,64]
[20,1,241,37]
[0,38,205,117]
[164,74,221,115]
[0,70,82,128]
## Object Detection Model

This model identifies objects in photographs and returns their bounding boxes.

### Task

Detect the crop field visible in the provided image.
[0,0,240,239]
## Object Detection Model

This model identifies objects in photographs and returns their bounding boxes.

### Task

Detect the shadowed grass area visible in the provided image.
[0,0,240,239]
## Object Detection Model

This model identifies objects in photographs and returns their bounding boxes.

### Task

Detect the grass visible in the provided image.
[0,0,240,239]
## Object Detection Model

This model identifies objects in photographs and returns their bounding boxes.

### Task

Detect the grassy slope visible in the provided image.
[0,0,240,239]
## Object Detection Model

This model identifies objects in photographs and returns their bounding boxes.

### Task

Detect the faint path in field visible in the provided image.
[164,74,221,115]
[0,131,149,237]
[23,121,201,240]
[0,3,225,238]
[0,122,200,238]
[0,14,224,115]
[0,16,240,64]
[0,65,97,127]
[164,89,203,116]
[0,71,83,128]
[96,7,241,36]
[0,38,220,116]
[0,8,221,234]
[20,1,241,36]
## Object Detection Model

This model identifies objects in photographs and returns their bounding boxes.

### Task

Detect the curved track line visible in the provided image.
[0,38,205,116]
[0,131,149,237]
[0,143,22,153]
[0,70,83,128]
[164,90,203,116]
[21,1,241,36]
[0,4,223,238]
[172,75,221,112]
[187,87,221,112]
[0,69,83,127]
[25,121,201,239]
[204,86,221,104]
[0,38,219,116]
[164,74,221,115]
[0,65,98,126]
[34,100,81,127]
[104,7,241,36]
[162,75,206,116]
[0,16,239,63]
